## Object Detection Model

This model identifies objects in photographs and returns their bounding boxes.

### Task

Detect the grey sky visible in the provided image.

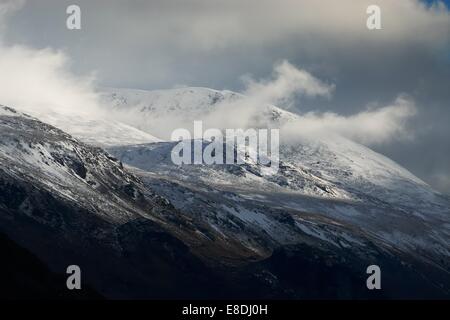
[2,0,450,194]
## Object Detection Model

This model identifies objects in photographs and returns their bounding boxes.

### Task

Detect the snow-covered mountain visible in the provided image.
[0,105,229,298]
[103,87,450,263]
[100,87,298,139]
[1,85,449,299]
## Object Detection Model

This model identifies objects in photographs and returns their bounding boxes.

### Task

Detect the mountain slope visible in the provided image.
[0,105,240,298]
[102,87,450,263]
[99,87,450,297]
[4,107,161,148]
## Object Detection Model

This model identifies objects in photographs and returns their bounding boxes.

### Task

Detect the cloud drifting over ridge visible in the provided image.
[243,61,335,106]
[204,61,417,145]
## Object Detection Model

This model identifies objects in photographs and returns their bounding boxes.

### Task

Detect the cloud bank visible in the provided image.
[0,2,416,148]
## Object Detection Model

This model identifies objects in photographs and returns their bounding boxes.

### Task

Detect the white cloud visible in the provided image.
[243,60,334,104]
[0,0,103,119]
[197,61,333,129]
[0,44,101,117]
[284,95,417,145]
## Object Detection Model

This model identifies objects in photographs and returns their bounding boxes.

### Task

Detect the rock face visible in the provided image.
[1,92,449,299]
